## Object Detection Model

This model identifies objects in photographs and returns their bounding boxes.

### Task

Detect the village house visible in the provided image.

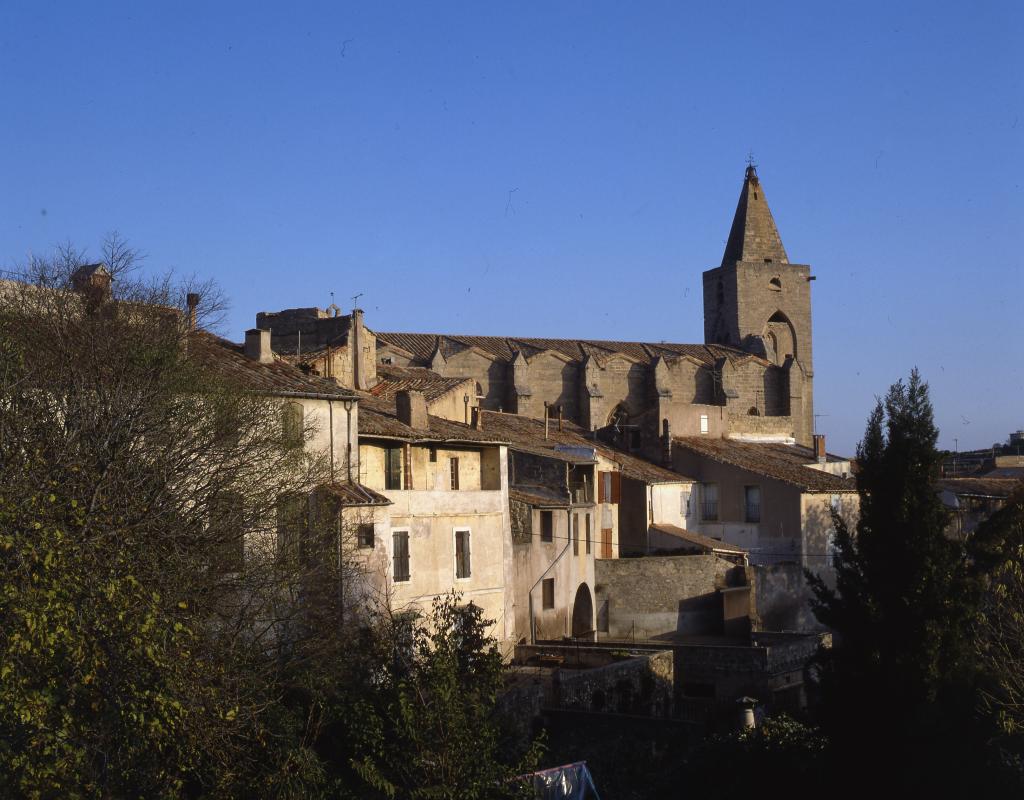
[353,391,517,647]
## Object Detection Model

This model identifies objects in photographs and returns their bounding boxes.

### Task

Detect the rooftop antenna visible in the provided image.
[352,292,363,310]
[812,413,829,435]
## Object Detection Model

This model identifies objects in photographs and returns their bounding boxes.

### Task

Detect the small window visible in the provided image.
[276,493,307,561]
[357,523,375,549]
[542,577,555,610]
[454,529,471,579]
[585,514,592,555]
[769,276,782,290]
[540,510,553,543]
[450,457,460,491]
[429,447,437,463]
[572,513,580,555]
[209,492,245,572]
[700,415,709,435]
[282,401,304,447]
[748,406,760,416]
[744,486,761,523]
[701,483,719,522]
[392,530,410,582]
[385,447,403,490]
[380,356,393,365]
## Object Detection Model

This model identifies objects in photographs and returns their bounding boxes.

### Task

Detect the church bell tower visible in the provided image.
[703,164,815,444]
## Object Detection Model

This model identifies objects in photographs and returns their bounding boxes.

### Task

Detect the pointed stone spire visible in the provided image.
[721,164,789,267]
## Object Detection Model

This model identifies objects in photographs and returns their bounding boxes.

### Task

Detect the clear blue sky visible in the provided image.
[2,1,1021,455]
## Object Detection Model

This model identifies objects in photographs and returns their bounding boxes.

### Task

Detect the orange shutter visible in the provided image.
[598,471,606,503]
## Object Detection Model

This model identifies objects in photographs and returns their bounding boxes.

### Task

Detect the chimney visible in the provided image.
[813,434,826,463]
[186,293,199,331]
[471,406,483,430]
[71,263,112,309]
[245,328,274,364]
[662,419,672,466]
[396,389,428,430]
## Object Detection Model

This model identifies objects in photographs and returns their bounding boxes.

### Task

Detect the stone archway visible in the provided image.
[571,583,594,640]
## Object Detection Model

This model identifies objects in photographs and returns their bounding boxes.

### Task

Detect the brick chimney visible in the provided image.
[813,434,826,463]
[471,406,483,430]
[245,329,274,364]
[396,390,428,429]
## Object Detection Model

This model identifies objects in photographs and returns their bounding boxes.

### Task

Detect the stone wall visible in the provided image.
[595,554,744,640]
[753,563,828,633]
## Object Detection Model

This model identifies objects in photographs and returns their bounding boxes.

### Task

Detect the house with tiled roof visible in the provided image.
[671,433,857,571]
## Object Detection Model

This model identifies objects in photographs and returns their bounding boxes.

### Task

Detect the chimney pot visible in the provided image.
[813,434,827,463]
[396,389,428,430]
[245,328,274,364]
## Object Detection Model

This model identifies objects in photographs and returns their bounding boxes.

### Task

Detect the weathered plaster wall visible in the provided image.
[595,555,741,640]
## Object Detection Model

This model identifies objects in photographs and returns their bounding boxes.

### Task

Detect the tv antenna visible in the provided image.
[352,292,363,309]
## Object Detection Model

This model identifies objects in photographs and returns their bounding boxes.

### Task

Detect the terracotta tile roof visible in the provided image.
[674,436,856,492]
[650,523,748,555]
[357,394,506,444]
[190,332,357,399]
[936,477,1023,499]
[317,481,392,506]
[369,365,471,404]
[376,331,755,368]
[509,487,572,508]
[480,411,692,482]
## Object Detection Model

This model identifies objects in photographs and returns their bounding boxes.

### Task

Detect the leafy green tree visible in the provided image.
[345,594,541,800]
[807,370,1002,793]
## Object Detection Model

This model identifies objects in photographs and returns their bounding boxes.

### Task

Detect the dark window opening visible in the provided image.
[450,457,460,490]
[540,510,553,543]
[542,578,555,610]
[572,513,580,555]
[585,514,592,554]
[429,447,437,463]
[385,447,403,490]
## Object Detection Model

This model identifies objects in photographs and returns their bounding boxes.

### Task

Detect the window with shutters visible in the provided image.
[585,514,592,554]
[282,401,304,447]
[454,528,471,579]
[357,524,375,549]
[542,578,555,610]
[385,447,403,490]
[600,471,612,503]
[450,457,460,490]
[572,513,579,555]
[701,483,719,521]
[392,530,410,582]
[744,485,761,523]
[209,492,245,572]
[601,528,613,559]
[540,510,553,543]
[276,493,307,562]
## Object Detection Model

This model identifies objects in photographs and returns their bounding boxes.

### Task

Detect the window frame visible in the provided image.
[585,513,592,555]
[357,523,375,549]
[701,482,719,522]
[385,446,403,490]
[572,512,580,555]
[391,528,411,583]
[450,456,460,491]
[540,510,553,543]
[744,485,761,523]
[453,527,471,580]
[541,577,555,610]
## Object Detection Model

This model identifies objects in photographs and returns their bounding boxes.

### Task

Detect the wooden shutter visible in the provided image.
[611,471,622,504]
[598,471,607,503]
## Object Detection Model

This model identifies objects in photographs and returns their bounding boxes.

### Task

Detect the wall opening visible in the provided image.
[571,583,594,639]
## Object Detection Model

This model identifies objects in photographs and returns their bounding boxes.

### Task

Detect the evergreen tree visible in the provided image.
[807,370,996,793]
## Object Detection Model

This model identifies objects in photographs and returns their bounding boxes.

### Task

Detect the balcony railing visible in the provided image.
[701,502,719,521]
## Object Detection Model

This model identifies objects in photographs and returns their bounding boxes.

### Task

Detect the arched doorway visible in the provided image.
[571,583,594,640]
